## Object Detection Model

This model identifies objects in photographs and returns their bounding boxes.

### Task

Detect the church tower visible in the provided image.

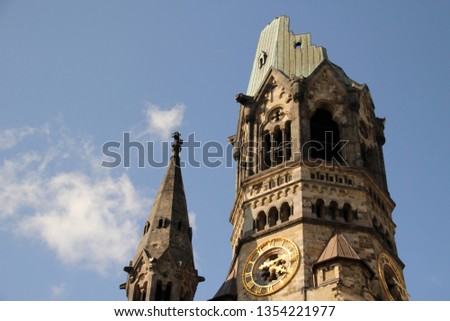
[121,132,204,300]
[213,16,407,301]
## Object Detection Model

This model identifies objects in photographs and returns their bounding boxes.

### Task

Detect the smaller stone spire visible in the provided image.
[121,132,204,301]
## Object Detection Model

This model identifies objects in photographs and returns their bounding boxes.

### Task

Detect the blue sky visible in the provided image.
[0,1,449,300]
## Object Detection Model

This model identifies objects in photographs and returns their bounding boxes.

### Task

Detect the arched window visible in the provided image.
[261,116,291,171]
[310,109,341,162]
[328,201,338,220]
[143,222,150,235]
[256,211,266,231]
[273,126,283,166]
[158,218,163,228]
[343,203,353,222]
[263,131,271,169]
[268,207,279,227]
[284,121,292,161]
[280,203,291,223]
[316,199,325,218]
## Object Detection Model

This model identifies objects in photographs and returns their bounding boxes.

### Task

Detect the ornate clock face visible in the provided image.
[242,238,300,296]
[377,253,408,301]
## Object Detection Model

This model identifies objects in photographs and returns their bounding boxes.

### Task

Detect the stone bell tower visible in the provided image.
[121,132,204,301]
[212,16,407,301]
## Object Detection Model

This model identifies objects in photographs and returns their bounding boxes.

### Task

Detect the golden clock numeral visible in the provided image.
[247,280,256,289]
[267,285,273,293]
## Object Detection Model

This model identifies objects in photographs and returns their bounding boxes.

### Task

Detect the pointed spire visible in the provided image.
[123,132,203,301]
[137,131,191,259]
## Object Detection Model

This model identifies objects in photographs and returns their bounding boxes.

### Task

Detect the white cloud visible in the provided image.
[0,152,44,219]
[0,123,146,274]
[0,125,49,150]
[19,172,143,273]
[0,126,35,149]
[143,103,185,140]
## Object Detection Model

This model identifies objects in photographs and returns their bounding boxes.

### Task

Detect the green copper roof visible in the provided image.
[246,16,327,96]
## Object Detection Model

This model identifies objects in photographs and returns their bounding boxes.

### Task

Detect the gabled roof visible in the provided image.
[315,233,361,265]
[252,67,291,103]
[305,58,363,90]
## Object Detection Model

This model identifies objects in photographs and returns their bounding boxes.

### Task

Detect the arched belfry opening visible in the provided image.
[273,126,283,166]
[256,211,266,231]
[284,121,291,161]
[310,109,341,162]
[259,109,292,172]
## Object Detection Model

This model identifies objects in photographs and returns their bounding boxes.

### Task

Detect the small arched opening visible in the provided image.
[343,203,353,222]
[268,207,279,227]
[316,199,325,218]
[328,201,338,220]
[256,211,266,231]
[310,109,342,162]
[143,222,150,235]
[280,202,291,223]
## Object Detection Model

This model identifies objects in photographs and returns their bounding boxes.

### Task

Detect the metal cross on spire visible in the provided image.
[171,131,183,158]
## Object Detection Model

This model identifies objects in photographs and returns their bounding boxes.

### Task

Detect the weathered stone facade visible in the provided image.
[213,16,407,301]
